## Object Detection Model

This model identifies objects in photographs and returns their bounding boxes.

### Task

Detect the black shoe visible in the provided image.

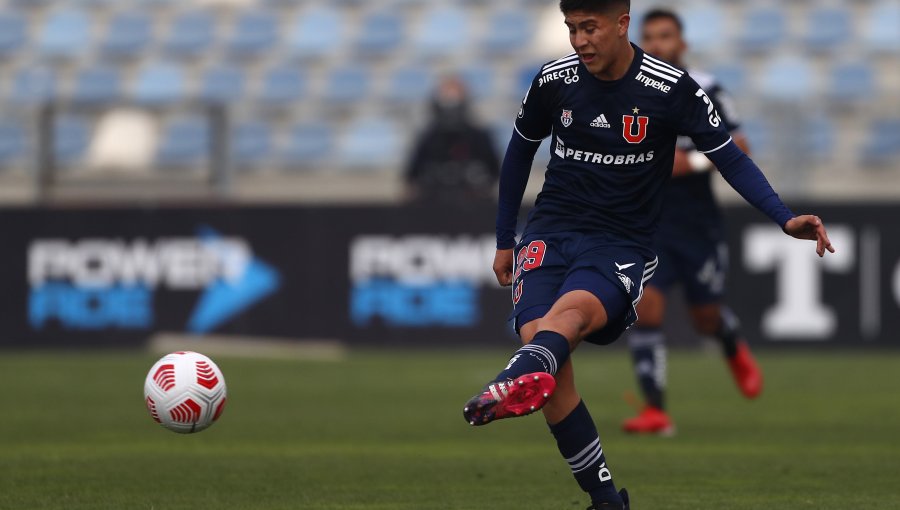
[586,489,630,510]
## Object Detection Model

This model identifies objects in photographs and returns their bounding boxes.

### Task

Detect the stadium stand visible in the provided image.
[0,0,895,190]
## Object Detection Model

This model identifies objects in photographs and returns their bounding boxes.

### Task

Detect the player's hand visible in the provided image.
[493,249,515,287]
[783,215,835,257]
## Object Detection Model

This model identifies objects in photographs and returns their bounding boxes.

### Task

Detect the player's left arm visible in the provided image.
[672,77,834,257]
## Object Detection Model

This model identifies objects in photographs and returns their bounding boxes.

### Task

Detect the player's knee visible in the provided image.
[534,309,590,344]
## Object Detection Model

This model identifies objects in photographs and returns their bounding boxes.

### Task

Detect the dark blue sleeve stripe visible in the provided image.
[496,131,541,249]
[705,140,795,228]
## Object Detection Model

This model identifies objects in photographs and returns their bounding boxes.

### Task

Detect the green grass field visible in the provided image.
[0,348,898,509]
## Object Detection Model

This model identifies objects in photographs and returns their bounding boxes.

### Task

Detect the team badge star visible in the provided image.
[632,107,640,114]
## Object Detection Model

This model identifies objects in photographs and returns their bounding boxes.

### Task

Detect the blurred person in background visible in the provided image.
[404,76,500,203]
[621,8,761,436]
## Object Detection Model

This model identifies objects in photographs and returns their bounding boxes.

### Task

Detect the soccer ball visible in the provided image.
[143,351,227,434]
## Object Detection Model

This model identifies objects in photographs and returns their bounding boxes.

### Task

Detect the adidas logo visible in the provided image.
[590,114,611,128]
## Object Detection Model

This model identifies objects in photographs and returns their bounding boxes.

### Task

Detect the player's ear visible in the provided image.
[617,13,630,37]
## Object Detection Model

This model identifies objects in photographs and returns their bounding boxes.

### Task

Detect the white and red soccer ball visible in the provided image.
[144,351,227,434]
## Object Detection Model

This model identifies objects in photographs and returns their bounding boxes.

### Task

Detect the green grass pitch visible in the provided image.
[0,348,898,509]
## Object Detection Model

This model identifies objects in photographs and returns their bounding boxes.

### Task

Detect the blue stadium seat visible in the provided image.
[53,115,91,165]
[681,6,725,51]
[864,1,900,53]
[383,66,434,104]
[11,67,56,103]
[227,10,278,57]
[156,117,210,166]
[132,62,187,104]
[459,65,495,100]
[338,117,401,168]
[280,122,334,167]
[101,11,153,58]
[71,65,121,103]
[230,120,272,167]
[758,55,813,102]
[198,65,246,103]
[482,8,533,54]
[736,8,786,54]
[707,62,748,96]
[37,8,90,59]
[828,62,875,103]
[861,118,900,166]
[738,118,773,160]
[355,10,403,56]
[800,112,835,161]
[165,10,216,57]
[286,6,342,60]
[0,120,28,166]
[803,7,851,52]
[415,6,469,58]
[257,65,307,104]
[514,63,542,98]
[323,66,370,105]
[0,10,27,57]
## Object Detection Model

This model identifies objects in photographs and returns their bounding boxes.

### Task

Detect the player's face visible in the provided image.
[565,10,630,77]
[640,18,686,66]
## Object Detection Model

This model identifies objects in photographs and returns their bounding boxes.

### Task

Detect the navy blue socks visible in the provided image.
[492,330,571,383]
[716,306,741,359]
[628,327,666,410]
[549,400,621,506]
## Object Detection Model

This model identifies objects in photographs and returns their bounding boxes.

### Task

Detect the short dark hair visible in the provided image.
[559,0,630,16]
[640,8,683,33]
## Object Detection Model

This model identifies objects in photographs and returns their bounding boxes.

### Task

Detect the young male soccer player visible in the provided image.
[621,8,761,436]
[461,0,834,508]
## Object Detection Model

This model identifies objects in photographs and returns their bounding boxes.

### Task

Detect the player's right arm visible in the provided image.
[494,72,553,286]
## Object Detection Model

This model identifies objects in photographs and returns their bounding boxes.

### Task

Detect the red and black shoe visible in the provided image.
[622,406,675,436]
[728,341,763,399]
[463,372,556,426]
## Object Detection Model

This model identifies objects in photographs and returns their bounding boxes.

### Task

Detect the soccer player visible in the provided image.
[621,8,761,436]
[461,0,834,508]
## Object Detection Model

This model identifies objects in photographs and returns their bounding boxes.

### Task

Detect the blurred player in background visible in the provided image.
[404,76,500,203]
[459,0,833,508]
[621,8,761,436]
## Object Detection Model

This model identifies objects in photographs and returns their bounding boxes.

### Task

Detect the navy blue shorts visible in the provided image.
[650,221,727,305]
[510,231,658,345]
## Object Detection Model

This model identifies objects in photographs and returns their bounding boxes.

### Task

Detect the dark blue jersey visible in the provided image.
[510,45,733,247]
[661,69,742,228]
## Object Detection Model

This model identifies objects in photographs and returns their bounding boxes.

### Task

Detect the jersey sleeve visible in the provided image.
[513,73,553,142]
[671,75,733,154]
[708,84,741,133]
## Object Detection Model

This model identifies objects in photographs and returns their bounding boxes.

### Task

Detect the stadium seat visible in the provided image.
[227,10,278,57]
[863,1,900,53]
[459,65,496,100]
[736,8,786,54]
[707,62,749,96]
[827,62,875,103]
[0,10,27,57]
[681,5,725,52]
[164,10,216,58]
[198,65,246,103]
[257,65,307,105]
[101,11,153,58]
[280,122,334,167]
[482,8,533,54]
[286,6,342,60]
[758,55,814,102]
[37,8,90,59]
[230,120,272,167]
[415,6,469,58]
[514,63,542,98]
[338,117,402,169]
[11,67,56,103]
[800,112,835,161]
[156,116,210,166]
[738,118,773,160]
[70,65,121,103]
[0,120,28,166]
[383,66,435,105]
[53,115,91,165]
[132,62,187,104]
[355,10,404,56]
[803,7,851,52]
[322,66,371,105]
[861,118,900,166]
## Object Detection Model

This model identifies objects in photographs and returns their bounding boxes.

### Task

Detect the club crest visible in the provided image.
[560,109,574,128]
